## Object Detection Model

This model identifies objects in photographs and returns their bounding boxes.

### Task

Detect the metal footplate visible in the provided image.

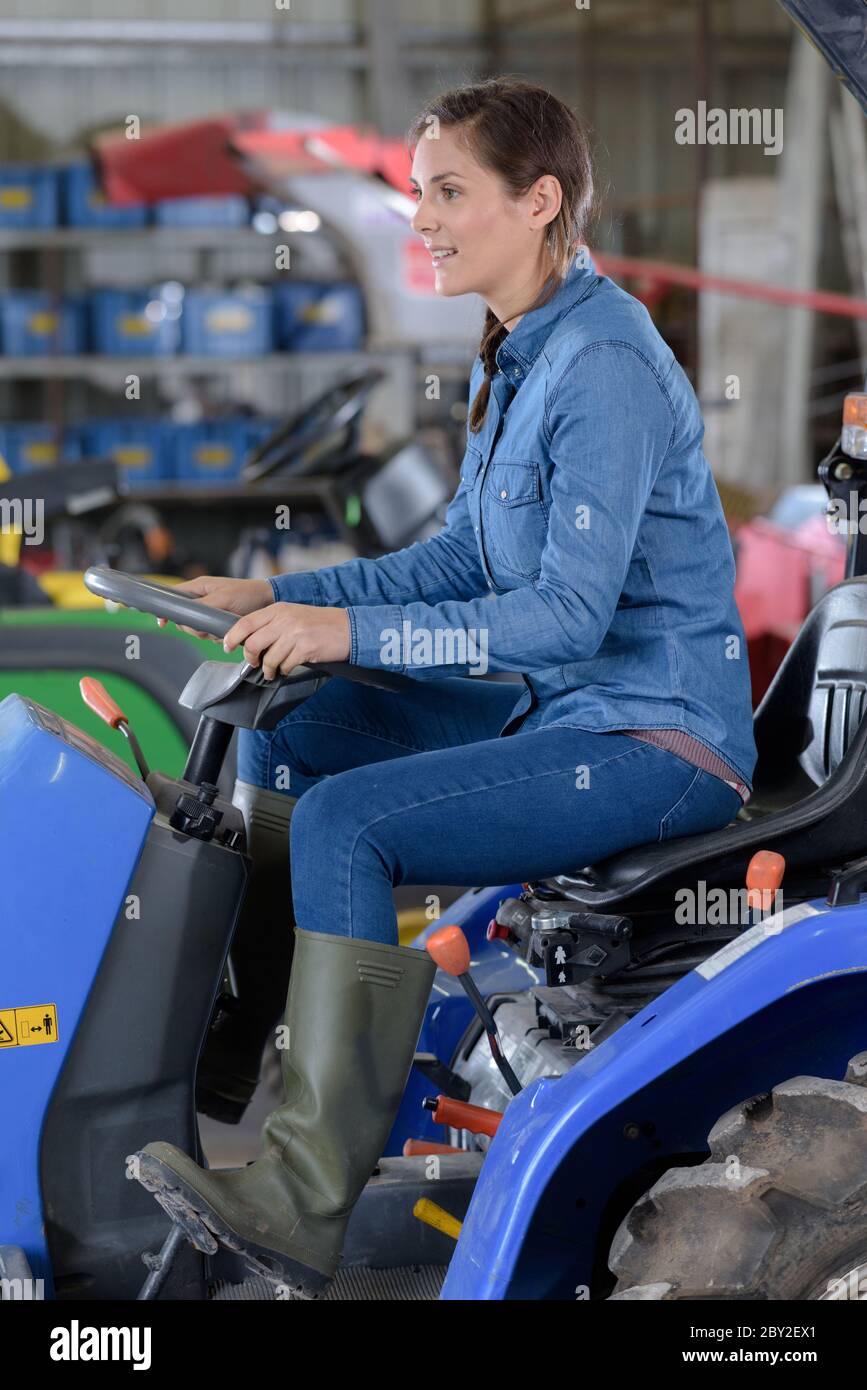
[213,1265,447,1301]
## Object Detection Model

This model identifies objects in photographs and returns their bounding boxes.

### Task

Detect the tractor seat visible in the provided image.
[546,578,867,910]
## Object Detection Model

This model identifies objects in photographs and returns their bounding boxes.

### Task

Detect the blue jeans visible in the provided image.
[237,676,743,946]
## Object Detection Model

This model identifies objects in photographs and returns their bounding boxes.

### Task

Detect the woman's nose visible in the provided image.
[410,198,435,237]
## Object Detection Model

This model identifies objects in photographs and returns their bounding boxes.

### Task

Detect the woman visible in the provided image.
[134,78,757,1295]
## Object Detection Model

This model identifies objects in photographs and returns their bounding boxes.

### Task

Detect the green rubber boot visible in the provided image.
[134,928,437,1297]
[196,781,297,1125]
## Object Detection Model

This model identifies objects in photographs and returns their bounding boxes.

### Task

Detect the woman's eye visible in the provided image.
[409,187,459,201]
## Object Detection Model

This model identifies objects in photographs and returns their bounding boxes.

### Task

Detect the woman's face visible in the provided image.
[409,126,560,321]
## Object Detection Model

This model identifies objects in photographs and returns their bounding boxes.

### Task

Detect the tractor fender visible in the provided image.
[443,895,867,1300]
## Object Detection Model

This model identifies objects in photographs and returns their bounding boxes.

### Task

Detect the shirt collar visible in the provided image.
[494,246,599,382]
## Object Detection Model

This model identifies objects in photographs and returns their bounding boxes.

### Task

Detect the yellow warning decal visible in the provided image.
[0,1004,59,1048]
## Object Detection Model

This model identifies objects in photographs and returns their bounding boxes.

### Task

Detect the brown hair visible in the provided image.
[406,77,597,432]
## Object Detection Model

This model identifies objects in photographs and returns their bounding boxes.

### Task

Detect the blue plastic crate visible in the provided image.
[0,424,63,474]
[89,289,180,356]
[181,288,273,357]
[154,195,250,228]
[61,162,148,228]
[0,292,87,356]
[0,165,58,228]
[243,415,281,450]
[172,420,248,485]
[77,419,170,487]
[273,282,365,352]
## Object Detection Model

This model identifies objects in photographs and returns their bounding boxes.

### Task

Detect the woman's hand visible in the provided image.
[223,603,351,680]
[157,576,274,639]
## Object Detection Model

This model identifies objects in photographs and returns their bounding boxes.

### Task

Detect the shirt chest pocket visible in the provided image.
[482,460,549,579]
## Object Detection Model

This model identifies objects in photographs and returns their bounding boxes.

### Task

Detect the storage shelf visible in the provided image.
[0,350,402,379]
[122,478,339,504]
[0,346,466,380]
[0,226,285,251]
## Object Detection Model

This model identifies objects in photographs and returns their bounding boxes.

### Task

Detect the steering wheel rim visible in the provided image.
[85,565,237,638]
[82,565,413,693]
[242,367,385,483]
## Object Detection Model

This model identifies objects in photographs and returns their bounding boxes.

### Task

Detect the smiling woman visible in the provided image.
[131,75,757,1303]
[406,80,597,431]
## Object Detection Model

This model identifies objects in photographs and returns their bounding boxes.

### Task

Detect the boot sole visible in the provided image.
[134,1151,332,1301]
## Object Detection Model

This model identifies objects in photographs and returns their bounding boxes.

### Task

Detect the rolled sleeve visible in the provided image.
[269,571,325,605]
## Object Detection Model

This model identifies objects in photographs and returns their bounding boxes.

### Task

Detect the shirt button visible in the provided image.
[475,524,479,532]
[500,489,508,499]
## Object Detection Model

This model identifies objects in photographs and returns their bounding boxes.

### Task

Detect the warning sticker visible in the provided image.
[0,1004,59,1049]
[695,902,821,981]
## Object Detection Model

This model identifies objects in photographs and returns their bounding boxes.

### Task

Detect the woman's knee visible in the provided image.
[291,773,364,847]
[236,717,316,797]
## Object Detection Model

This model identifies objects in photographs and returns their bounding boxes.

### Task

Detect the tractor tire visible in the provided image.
[608,1051,867,1300]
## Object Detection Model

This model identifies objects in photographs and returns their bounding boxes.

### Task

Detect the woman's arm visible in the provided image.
[343,342,676,673]
[269,469,489,611]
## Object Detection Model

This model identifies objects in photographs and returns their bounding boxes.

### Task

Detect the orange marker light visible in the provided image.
[842,393,867,461]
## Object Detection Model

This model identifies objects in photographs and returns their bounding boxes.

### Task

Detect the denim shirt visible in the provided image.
[270,250,758,791]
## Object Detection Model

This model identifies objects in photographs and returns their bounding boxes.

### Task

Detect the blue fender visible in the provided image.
[443,895,867,1299]
[0,696,153,1291]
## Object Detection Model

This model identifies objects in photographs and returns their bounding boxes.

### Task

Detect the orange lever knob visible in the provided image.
[402,1139,464,1157]
[426,1095,503,1138]
[746,849,786,911]
[79,677,128,730]
[425,924,471,976]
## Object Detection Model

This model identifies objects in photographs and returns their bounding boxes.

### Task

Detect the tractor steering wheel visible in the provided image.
[82,565,411,692]
[242,367,385,483]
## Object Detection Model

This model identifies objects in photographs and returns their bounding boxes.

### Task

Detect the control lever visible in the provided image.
[746,849,785,913]
[529,910,633,986]
[425,925,522,1096]
[79,676,150,780]
[422,1094,503,1138]
[402,1139,463,1157]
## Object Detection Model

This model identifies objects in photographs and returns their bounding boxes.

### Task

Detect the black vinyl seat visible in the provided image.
[544,578,867,910]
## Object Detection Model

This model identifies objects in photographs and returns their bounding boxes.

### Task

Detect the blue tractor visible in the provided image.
[3,390,867,1301]
[3,0,867,1299]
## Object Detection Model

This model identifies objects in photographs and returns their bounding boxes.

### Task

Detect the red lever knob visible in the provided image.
[402,1139,463,1157]
[486,917,510,942]
[424,1094,503,1138]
